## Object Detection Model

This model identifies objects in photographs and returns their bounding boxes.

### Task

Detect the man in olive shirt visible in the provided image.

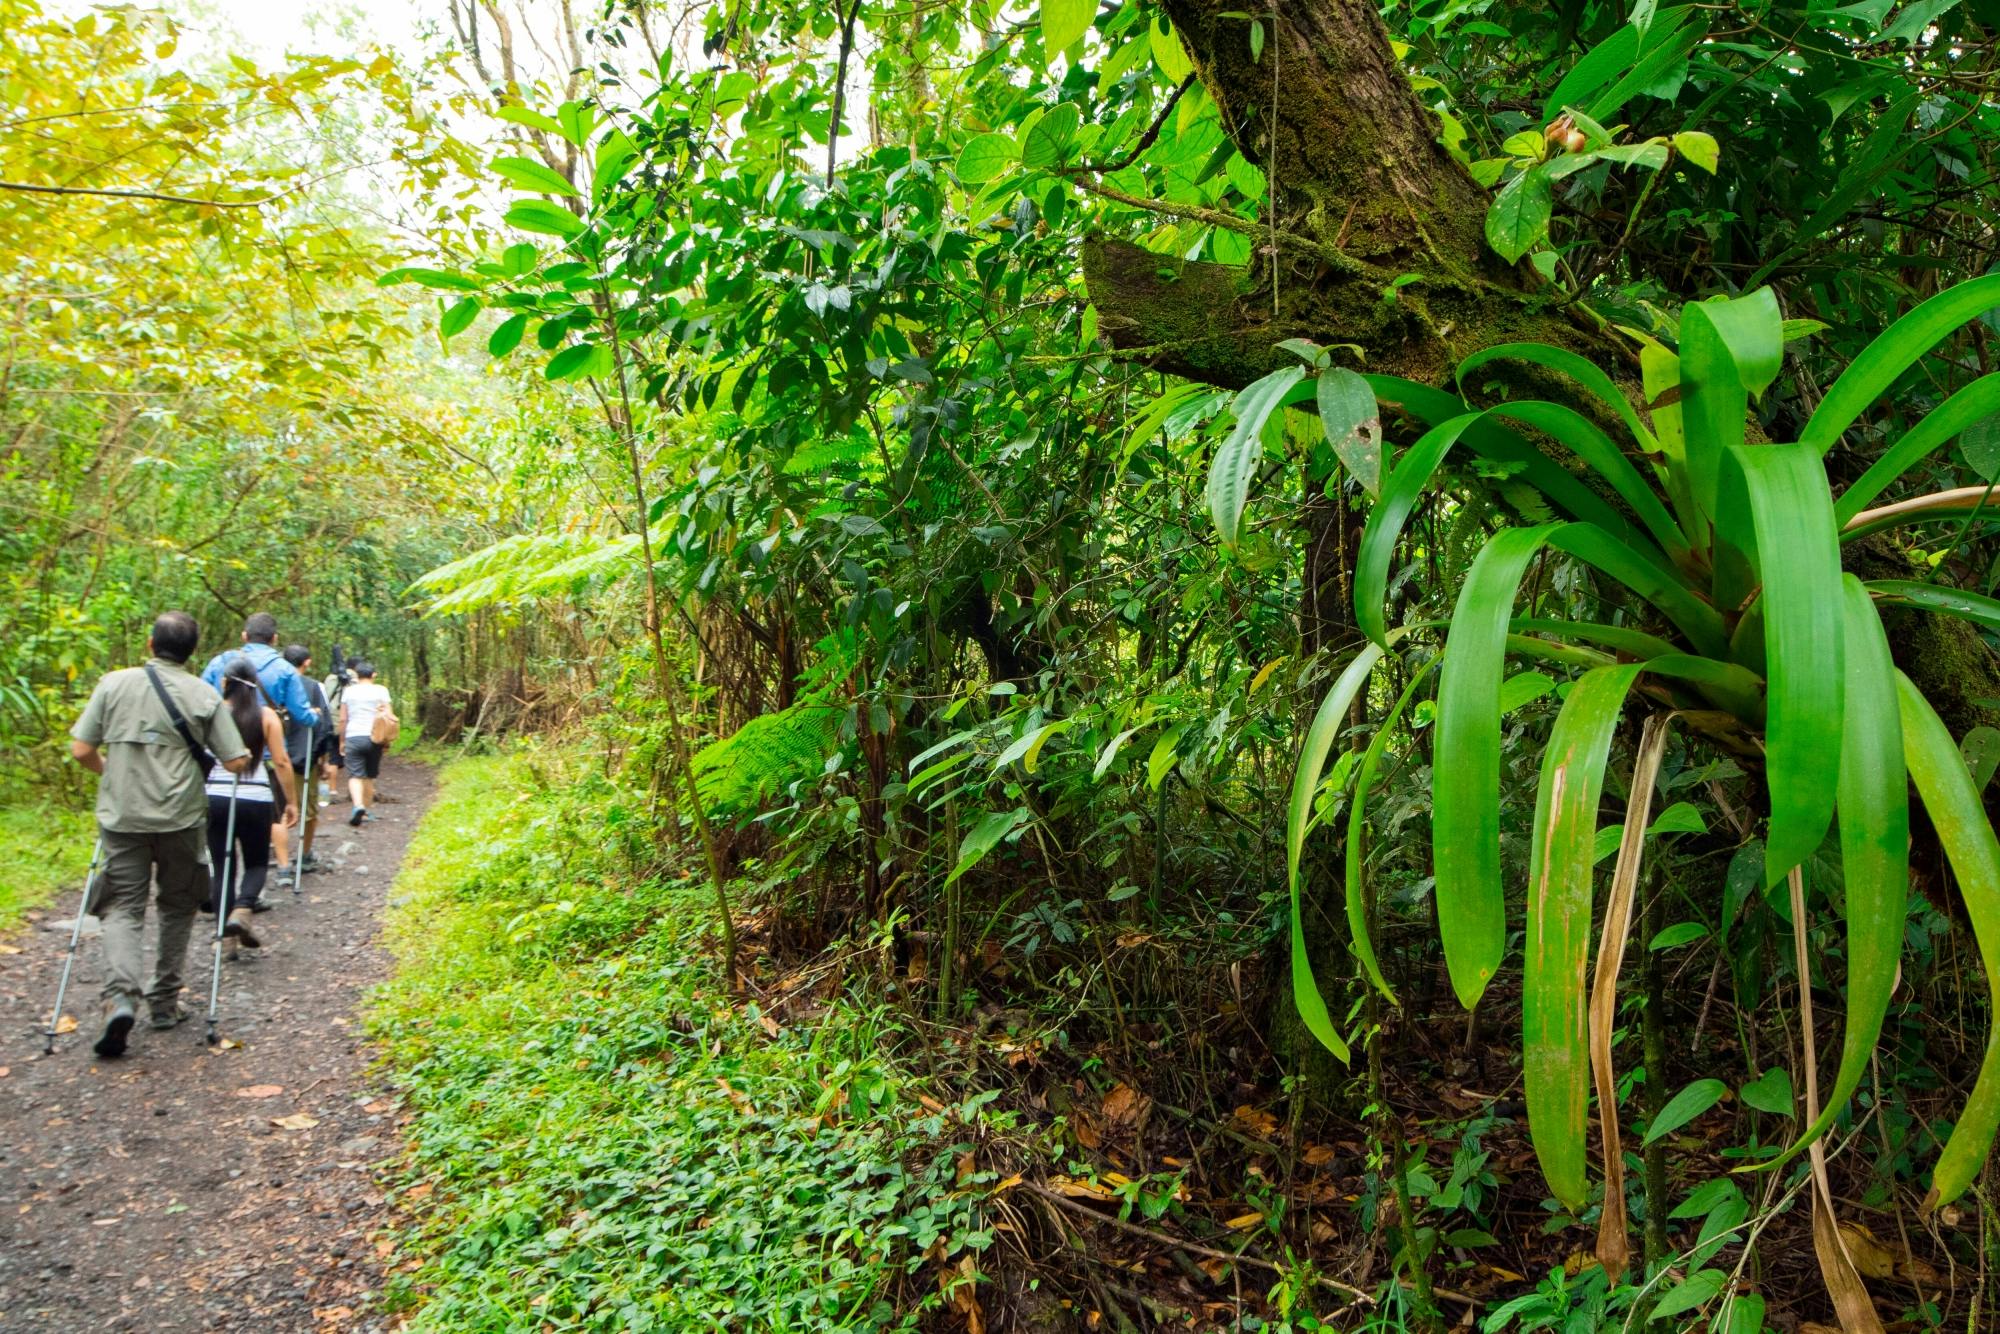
[69,612,251,1058]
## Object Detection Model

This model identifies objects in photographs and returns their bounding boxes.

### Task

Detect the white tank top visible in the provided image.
[206,754,273,803]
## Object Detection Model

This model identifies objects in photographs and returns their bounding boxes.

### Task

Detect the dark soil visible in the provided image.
[0,757,434,1332]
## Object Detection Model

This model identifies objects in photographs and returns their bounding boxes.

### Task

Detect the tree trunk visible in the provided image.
[1082,0,1605,393]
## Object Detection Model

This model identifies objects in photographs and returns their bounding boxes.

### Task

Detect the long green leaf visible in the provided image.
[1525,661,1645,1209]
[1512,618,1680,661]
[1354,412,1685,647]
[1456,342,1658,452]
[1897,673,2000,1211]
[1361,378,1647,542]
[1487,401,1689,561]
[1867,579,2000,634]
[1801,273,2000,456]
[1284,644,1386,1060]
[1834,373,2000,523]
[1208,366,1305,550]
[1679,290,1781,519]
[1719,444,1846,885]
[1545,524,1726,658]
[1436,525,1563,1007]
[1764,578,1906,1174]
[1345,659,1440,1003]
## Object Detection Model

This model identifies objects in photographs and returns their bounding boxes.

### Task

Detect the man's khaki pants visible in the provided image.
[89,825,210,1012]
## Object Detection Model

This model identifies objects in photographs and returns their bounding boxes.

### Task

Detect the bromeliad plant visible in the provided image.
[1267,274,2000,1274]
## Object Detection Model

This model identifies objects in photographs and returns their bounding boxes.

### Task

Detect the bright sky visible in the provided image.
[164,0,439,64]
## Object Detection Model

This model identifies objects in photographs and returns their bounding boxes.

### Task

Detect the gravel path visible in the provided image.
[0,757,434,1332]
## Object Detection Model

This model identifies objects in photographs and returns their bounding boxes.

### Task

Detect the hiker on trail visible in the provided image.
[68,611,251,1058]
[337,660,394,827]
[199,611,320,734]
[322,645,356,804]
[206,658,298,959]
[276,644,335,885]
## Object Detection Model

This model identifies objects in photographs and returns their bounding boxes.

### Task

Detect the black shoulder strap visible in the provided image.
[143,664,218,773]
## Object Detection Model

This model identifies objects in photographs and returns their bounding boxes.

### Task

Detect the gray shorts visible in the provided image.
[343,737,382,778]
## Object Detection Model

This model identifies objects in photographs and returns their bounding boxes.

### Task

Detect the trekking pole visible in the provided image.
[42,836,106,1055]
[290,733,310,899]
[204,774,241,1048]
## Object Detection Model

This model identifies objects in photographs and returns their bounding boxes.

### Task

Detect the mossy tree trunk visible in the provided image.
[1082,0,1610,392]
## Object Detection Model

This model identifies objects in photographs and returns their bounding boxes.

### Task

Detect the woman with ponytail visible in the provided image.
[205,657,297,954]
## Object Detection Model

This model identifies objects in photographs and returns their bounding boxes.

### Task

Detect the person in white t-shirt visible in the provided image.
[336,661,393,826]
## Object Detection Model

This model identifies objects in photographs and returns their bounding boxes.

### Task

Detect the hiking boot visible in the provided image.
[94,1000,136,1058]
[249,897,274,913]
[149,1000,194,1031]
[300,852,324,874]
[223,907,262,949]
[274,865,296,890]
[348,806,365,827]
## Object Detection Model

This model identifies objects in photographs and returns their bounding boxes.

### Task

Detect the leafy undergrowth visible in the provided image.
[369,750,999,1332]
[0,797,94,928]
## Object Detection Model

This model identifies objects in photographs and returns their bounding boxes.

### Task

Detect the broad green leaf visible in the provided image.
[1346,660,1439,1004]
[1673,130,1720,173]
[1717,445,1845,886]
[1151,19,1193,82]
[1834,373,2000,522]
[1316,367,1382,496]
[505,199,585,239]
[1766,577,1903,1170]
[1499,670,1555,713]
[496,104,564,136]
[544,342,596,381]
[1650,922,1708,949]
[1486,164,1553,263]
[1543,22,1640,121]
[1146,723,1187,789]
[1586,11,1708,123]
[1963,414,2000,482]
[1740,1067,1794,1116]
[1525,662,1644,1209]
[1040,0,1093,55]
[956,132,1018,185]
[376,266,479,292]
[498,242,538,279]
[1651,1269,1729,1321]
[1021,103,1081,170]
[1285,645,1386,1061]
[487,313,529,357]
[556,100,595,149]
[491,154,579,198]
[1898,673,2000,1211]
[947,808,1028,886]
[1207,366,1305,550]
[1801,272,2000,456]
[439,296,480,340]
[1644,1077,1728,1144]
[1093,727,1139,780]
[1964,726,2000,791]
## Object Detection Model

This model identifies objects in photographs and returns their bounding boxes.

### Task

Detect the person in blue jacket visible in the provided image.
[200,612,319,755]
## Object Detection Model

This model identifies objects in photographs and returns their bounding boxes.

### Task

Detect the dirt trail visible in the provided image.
[0,757,434,1332]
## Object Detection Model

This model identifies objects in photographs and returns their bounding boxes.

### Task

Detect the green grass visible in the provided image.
[0,798,95,929]
[371,749,998,1332]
